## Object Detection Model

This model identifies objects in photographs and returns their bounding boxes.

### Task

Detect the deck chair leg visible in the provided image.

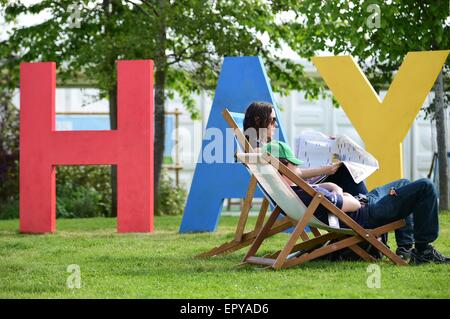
[371,241,405,265]
[198,215,293,258]
[234,175,258,242]
[242,206,282,262]
[272,194,322,269]
[253,198,269,234]
[283,220,407,268]
[321,202,407,266]
[348,244,377,262]
[309,226,322,238]
[300,231,310,241]
[265,232,345,260]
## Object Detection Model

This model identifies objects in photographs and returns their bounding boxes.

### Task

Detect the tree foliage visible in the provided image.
[286,0,450,209]
[285,0,449,100]
[1,0,327,213]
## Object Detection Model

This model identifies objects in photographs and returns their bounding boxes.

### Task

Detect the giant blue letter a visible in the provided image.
[179,56,287,232]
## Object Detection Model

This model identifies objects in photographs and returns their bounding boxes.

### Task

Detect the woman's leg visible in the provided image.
[323,164,368,195]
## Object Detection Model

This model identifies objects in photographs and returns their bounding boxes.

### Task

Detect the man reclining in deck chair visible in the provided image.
[243,101,449,264]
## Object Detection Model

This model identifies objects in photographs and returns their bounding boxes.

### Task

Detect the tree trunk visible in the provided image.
[109,85,118,217]
[154,0,167,208]
[154,70,166,199]
[104,0,118,217]
[0,92,8,184]
[434,68,449,211]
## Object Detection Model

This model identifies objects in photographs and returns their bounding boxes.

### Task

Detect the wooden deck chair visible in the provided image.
[236,152,408,269]
[197,109,314,258]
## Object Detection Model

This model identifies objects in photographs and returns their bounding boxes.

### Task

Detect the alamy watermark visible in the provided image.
[67,3,81,29]
[366,263,381,289]
[366,4,381,29]
[66,264,81,289]
[170,126,284,169]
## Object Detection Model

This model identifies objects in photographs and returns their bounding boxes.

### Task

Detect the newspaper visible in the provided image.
[294,130,379,184]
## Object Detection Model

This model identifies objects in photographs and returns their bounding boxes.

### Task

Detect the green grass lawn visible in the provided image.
[0,213,449,298]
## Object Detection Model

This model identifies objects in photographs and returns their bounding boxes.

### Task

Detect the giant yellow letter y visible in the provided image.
[312,50,449,189]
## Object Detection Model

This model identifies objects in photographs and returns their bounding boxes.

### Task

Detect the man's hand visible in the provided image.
[323,162,342,175]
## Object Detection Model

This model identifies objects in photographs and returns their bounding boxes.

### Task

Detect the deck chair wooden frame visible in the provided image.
[236,152,407,269]
[197,108,315,258]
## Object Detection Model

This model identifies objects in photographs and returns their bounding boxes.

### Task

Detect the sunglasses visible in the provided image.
[270,117,278,126]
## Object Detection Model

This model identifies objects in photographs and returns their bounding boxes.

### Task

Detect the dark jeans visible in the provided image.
[366,178,439,246]
[323,164,368,196]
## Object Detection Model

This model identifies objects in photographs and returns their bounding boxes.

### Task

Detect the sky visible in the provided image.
[1,1,53,41]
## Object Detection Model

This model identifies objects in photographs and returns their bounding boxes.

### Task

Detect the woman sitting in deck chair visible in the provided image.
[243,101,449,264]
[243,101,368,196]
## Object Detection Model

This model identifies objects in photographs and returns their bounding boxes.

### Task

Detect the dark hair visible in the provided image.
[243,101,274,148]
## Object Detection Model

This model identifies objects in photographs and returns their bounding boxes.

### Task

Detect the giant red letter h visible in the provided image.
[20,61,154,233]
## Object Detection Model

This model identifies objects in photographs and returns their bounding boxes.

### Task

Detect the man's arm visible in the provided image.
[317,183,361,212]
[341,193,362,212]
[300,162,342,178]
[284,163,361,213]
[316,182,343,195]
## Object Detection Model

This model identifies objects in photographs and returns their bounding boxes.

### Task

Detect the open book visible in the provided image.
[294,130,379,184]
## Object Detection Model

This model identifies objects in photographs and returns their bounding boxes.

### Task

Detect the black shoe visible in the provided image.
[410,246,450,264]
[396,246,413,262]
